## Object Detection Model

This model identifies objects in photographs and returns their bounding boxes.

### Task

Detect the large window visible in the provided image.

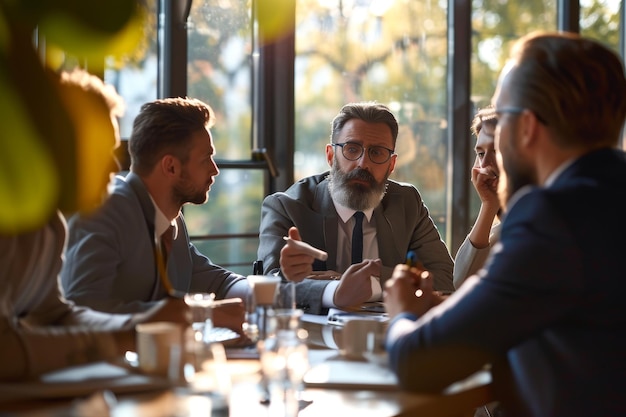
[105,0,159,138]
[294,0,449,234]
[103,0,625,274]
[468,0,557,226]
[580,0,622,51]
[182,0,262,274]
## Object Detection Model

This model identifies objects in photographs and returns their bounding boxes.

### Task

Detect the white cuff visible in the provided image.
[322,281,341,308]
[367,276,382,302]
[321,276,382,308]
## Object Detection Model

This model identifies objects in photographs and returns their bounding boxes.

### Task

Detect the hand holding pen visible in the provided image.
[280,226,328,282]
[383,251,435,318]
[282,235,328,261]
[404,250,427,297]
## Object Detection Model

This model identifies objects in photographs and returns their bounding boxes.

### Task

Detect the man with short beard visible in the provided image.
[61,97,248,332]
[258,102,454,315]
[383,32,626,417]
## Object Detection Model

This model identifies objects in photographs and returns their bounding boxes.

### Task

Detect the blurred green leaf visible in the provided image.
[257,0,294,44]
[57,80,119,213]
[0,0,148,232]
[0,64,59,234]
[37,0,146,69]
[3,20,78,215]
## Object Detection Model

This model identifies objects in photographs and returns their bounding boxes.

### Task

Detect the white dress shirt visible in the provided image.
[321,200,383,308]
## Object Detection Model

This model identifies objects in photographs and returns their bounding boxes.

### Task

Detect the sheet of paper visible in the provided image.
[0,361,171,402]
[326,307,389,326]
[303,359,398,391]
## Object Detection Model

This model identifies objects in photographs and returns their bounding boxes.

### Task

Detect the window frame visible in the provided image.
[155,0,623,266]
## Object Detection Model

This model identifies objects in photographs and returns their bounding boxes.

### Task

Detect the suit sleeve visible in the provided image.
[0,212,131,380]
[452,235,490,289]
[186,240,247,298]
[61,197,161,314]
[257,192,332,314]
[403,185,455,292]
[386,191,584,392]
[257,193,290,276]
[453,223,501,289]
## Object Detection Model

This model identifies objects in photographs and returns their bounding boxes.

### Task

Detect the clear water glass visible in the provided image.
[183,292,215,343]
[182,339,231,416]
[246,275,281,340]
[258,324,309,417]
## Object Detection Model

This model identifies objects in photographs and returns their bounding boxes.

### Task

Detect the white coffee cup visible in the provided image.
[247,275,281,306]
[135,322,182,378]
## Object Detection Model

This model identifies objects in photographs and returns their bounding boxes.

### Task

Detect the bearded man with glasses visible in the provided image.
[258,101,454,315]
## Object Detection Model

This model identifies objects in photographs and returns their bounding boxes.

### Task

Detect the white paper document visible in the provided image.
[0,361,171,402]
[303,358,398,391]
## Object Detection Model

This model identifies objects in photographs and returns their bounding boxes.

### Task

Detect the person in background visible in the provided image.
[258,101,454,314]
[383,31,626,417]
[453,106,501,289]
[61,97,248,332]
[0,69,189,381]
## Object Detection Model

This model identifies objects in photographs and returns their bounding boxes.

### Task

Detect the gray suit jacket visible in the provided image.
[258,172,454,314]
[61,172,244,314]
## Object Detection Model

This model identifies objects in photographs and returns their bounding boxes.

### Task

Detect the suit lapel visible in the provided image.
[374,189,404,265]
[124,172,169,299]
[312,179,339,271]
[166,215,190,293]
[125,172,157,236]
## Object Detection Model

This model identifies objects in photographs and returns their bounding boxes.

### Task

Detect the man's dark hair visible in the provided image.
[129,97,215,176]
[330,102,399,148]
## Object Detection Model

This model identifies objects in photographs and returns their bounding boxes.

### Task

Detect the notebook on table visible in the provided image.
[303,357,398,391]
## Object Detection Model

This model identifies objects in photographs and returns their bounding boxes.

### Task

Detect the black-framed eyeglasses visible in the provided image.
[331,142,395,164]
[495,106,548,125]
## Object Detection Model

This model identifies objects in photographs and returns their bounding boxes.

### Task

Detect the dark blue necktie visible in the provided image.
[351,211,365,264]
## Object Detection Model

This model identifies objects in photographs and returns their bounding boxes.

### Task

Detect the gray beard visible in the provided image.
[327,165,387,211]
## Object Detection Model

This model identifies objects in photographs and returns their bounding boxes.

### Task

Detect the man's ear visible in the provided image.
[388,153,397,174]
[160,154,178,176]
[518,110,541,149]
[325,143,335,167]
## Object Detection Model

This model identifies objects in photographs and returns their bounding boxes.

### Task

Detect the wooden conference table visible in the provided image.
[0,314,493,417]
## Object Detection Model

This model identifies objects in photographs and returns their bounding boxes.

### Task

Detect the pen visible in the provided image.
[283,236,328,261]
[406,250,426,297]
[406,250,423,268]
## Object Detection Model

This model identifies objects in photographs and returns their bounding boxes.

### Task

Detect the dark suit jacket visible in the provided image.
[61,172,244,314]
[385,148,626,417]
[258,172,454,314]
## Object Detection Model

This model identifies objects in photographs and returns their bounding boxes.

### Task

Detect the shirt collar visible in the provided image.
[331,197,374,224]
[544,157,577,187]
[506,157,578,212]
[148,194,178,239]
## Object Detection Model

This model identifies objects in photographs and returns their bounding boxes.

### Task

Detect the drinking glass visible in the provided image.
[184,292,215,343]
[246,275,281,340]
[274,281,295,310]
[183,340,231,416]
[258,315,309,417]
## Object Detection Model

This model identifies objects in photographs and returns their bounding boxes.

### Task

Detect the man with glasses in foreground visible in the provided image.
[258,102,453,314]
[384,32,626,417]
